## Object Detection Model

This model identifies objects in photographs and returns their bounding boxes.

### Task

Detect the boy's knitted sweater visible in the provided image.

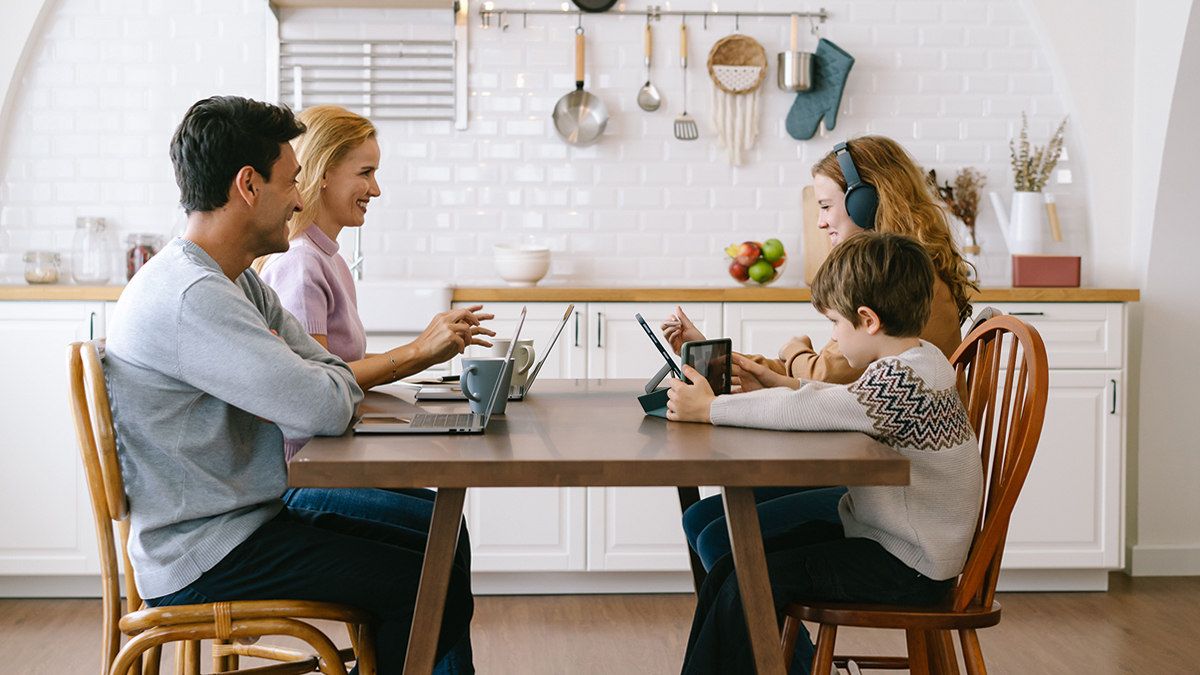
[709,341,982,581]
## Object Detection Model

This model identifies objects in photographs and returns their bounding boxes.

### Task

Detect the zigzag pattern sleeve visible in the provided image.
[847,359,974,451]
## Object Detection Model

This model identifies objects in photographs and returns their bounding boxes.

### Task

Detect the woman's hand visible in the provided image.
[662,306,706,356]
[666,365,716,424]
[731,354,802,392]
[412,305,496,366]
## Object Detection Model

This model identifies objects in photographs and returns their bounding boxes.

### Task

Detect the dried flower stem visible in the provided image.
[1009,112,1068,191]
[928,167,986,244]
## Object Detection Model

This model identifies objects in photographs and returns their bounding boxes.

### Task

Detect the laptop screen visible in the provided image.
[479,306,526,425]
[523,303,574,391]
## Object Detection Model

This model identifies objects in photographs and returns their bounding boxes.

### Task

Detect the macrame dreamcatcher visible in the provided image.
[707,34,767,166]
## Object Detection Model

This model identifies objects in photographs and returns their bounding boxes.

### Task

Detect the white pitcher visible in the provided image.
[989,191,1046,256]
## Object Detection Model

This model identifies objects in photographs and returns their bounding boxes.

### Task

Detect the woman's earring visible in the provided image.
[321,184,327,189]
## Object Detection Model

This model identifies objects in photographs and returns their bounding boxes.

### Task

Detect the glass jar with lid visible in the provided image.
[72,216,112,284]
[23,251,61,284]
[126,233,161,280]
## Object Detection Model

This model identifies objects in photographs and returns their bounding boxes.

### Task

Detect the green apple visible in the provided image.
[761,238,785,263]
[748,260,776,284]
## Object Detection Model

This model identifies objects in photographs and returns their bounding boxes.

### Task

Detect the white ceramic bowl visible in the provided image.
[493,244,551,287]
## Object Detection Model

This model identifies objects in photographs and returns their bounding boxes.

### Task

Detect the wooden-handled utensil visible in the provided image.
[674,23,698,140]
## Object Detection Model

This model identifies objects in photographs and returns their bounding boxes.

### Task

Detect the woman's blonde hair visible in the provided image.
[812,135,977,325]
[252,105,376,272]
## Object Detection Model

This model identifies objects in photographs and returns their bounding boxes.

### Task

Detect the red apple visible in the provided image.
[735,241,762,267]
[729,261,750,282]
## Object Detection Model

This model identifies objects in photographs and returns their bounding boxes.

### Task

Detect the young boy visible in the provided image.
[667,231,983,675]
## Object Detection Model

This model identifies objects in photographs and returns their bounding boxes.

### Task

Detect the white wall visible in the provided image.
[0,0,1086,287]
[1130,0,1200,576]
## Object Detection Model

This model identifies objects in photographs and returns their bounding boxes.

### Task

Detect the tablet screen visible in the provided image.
[683,340,732,395]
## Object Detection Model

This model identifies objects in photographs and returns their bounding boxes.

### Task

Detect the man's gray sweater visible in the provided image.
[105,238,364,599]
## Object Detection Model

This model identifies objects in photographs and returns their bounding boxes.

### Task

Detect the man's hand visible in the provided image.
[662,306,706,356]
[666,365,716,424]
[412,305,496,366]
[732,354,802,393]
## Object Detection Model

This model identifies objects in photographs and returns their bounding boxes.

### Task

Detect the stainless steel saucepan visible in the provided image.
[553,27,608,146]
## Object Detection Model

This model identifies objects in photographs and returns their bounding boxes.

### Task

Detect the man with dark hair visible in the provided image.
[104,96,473,673]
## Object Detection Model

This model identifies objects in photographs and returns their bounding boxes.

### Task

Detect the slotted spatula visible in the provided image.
[674,22,699,141]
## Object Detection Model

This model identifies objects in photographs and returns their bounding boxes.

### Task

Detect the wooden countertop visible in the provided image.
[0,285,1139,303]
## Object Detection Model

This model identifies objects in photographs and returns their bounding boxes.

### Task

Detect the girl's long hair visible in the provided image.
[812,135,977,325]
[252,106,376,273]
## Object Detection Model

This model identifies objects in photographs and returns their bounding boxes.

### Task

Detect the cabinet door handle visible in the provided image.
[574,311,580,347]
[1009,312,1045,316]
[89,312,95,340]
[596,312,602,348]
[1111,379,1118,415]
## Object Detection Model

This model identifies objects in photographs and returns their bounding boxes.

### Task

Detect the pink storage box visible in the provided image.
[1011,255,1081,287]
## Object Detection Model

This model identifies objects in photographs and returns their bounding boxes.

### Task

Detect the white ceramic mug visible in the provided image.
[489,339,535,388]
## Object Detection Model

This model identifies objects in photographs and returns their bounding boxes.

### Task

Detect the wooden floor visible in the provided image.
[2,573,1196,674]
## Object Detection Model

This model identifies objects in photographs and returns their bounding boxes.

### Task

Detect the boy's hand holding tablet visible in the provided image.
[666,365,716,423]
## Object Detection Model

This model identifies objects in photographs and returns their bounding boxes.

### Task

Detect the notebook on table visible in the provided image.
[416,303,574,402]
[354,307,527,434]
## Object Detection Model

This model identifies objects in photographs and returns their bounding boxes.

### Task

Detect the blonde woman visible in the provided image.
[257,106,483,675]
[669,137,979,670]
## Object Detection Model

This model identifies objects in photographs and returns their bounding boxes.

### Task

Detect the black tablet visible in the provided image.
[681,338,733,395]
[635,313,683,380]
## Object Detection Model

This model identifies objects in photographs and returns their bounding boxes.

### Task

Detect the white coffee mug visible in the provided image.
[489,339,535,388]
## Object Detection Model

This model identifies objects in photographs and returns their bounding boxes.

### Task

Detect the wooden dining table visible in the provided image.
[290,379,909,675]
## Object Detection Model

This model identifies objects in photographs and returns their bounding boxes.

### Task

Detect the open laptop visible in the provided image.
[354,307,527,434]
[416,303,574,402]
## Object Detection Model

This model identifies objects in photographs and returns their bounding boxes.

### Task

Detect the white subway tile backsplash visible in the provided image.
[0,0,1089,288]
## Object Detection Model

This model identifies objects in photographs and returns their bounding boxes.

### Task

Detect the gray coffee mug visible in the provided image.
[460,357,513,415]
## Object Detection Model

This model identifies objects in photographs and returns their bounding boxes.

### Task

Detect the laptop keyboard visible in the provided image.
[409,413,479,429]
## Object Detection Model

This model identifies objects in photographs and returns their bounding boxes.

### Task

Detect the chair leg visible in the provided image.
[924,630,960,675]
[355,622,378,675]
[213,638,230,673]
[174,640,200,675]
[780,615,801,672]
[959,629,988,675]
[812,624,838,675]
[904,630,931,675]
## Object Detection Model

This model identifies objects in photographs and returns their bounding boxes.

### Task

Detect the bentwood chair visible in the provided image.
[68,341,377,675]
[779,315,1050,675]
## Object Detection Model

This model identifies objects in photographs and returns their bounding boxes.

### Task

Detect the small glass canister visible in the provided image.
[72,216,112,284]
[23,251,61,284]
[126,233,160,280]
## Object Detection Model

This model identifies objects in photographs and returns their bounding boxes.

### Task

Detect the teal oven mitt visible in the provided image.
[786,38,855,141]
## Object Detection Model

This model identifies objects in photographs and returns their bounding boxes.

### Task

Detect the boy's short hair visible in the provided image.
[169,96,306,214]
[811,231,935,338]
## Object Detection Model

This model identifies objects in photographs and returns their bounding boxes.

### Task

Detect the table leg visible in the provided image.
[677,486,707,594]
[401,487,466,675]
[722,486,787,675]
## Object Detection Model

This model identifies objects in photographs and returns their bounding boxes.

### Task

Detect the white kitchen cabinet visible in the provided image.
[464,487,586,572]
[0,302,105,576]
[1003,370,1123,570]
[451,301,586,379]
[586,302,722,379]
[723,301,833,360]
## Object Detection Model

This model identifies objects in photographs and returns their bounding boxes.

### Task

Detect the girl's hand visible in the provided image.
[732,354,802,392]
[666,365,716,424]
[662,306,706,355]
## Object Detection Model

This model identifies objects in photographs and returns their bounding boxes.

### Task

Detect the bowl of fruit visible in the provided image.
[725,239,787,286]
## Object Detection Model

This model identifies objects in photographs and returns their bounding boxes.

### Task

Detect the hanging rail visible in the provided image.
[477,5,827,30]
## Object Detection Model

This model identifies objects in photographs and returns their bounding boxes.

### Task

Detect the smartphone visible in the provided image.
[635,313,683,380]
[681,338,733,395]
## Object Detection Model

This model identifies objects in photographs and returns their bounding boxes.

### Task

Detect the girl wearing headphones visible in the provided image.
[663,134,976,386]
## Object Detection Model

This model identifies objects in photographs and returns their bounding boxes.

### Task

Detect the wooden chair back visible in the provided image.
[947,316,1049,613]
[68,340,143,674]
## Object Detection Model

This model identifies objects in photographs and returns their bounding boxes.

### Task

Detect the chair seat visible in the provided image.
[786,599,1002,631]
[120,599,372,635]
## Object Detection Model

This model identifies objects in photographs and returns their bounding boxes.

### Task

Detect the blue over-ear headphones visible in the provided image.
[833,141,879,229]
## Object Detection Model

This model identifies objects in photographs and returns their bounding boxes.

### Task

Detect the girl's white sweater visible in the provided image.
[709,341,983,581]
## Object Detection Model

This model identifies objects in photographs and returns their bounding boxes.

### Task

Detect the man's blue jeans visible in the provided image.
[282,488,473,675]
[147,506,474,675]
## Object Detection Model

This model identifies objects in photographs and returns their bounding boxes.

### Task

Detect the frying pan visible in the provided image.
[572,0,618,12]
[552,27,609,146]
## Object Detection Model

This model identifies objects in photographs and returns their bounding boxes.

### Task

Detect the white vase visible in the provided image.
[989,190,1046,256]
